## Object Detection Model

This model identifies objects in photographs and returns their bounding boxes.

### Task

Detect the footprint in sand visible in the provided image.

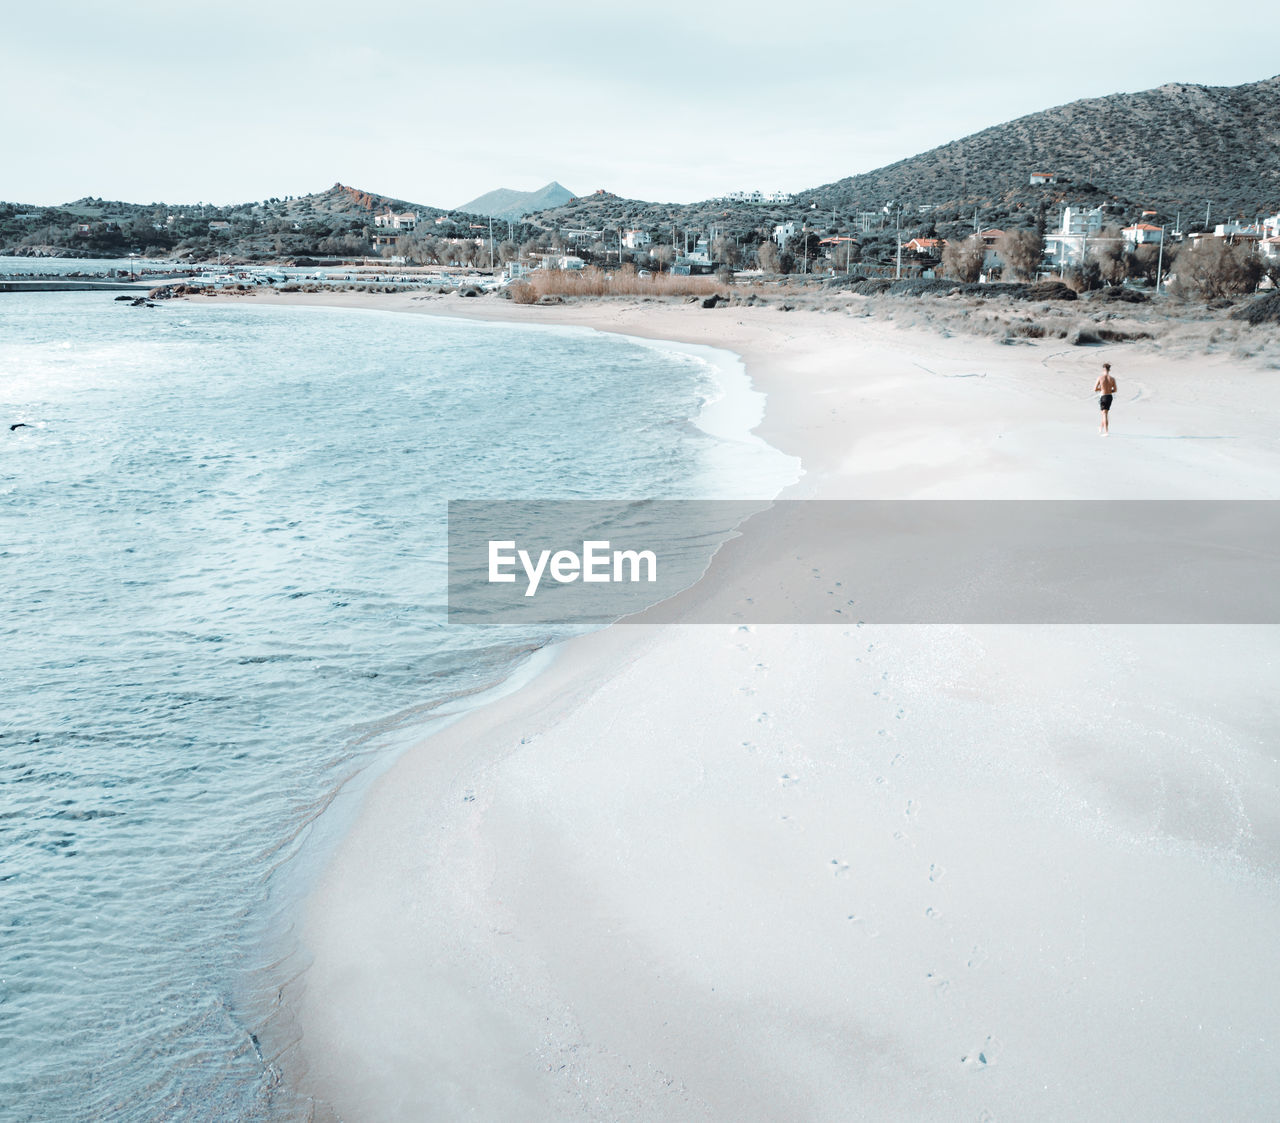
[905,798,917,817]
[960,1035,1000,1069]
[967,946,988,970]
[846,914,880,938]
[740,740,756,752]
[738,686,756,696]
[893,830,909,842]
[926,970,950,994]
[831,858,850,877]
[925,906,941,919]
[779,773,799,787]
[755,712,772,725]
[892,753,906,768]
[929,863,946,883]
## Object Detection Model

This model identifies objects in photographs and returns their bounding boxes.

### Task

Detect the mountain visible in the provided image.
[802,75,1280,222]
[458,181,576,221]
[281,182,445,220]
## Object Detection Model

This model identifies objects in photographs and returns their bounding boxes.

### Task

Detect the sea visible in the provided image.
[0,287,798,1120]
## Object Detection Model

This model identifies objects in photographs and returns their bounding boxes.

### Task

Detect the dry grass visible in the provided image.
[512,265,721,301]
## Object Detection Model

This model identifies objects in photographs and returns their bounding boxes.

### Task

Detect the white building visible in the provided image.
[721,189,795,206]
[622,229,651,249]
[773,221,797,248]
[1122,223,1164,246]
[684,236,712,266]
[1044,205,1105,266]
[1029,172,1056,185]
[374,211,418,230]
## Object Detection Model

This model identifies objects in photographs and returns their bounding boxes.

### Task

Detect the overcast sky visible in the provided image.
[3,0,1275,209]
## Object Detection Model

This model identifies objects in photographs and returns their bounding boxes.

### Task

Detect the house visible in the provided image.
[556,255,585,271]
[374,211,418,230]
[721,190,795,205]
[622,229,651,249]
[208,220,231,232]
[1044,205,1105,266]
[1029,172,1056,185]
[684,236,713,266]
[1213,221,1264,245]
[901,237,941,255]
[76,223,92,235]
[1122,223,1164,246]
[773,221,797,248]
[978,229,1005,270]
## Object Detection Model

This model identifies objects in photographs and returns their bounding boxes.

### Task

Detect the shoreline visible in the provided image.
[246,291,1280,1120]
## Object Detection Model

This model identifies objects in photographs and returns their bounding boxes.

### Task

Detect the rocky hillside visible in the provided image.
[802,76,1280,222]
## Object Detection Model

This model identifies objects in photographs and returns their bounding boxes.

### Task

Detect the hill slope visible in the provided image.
[804,76,1280,220]
[458,181,576,220]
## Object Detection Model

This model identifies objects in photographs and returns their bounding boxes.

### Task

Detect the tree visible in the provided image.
[1127,243,1162,284]
[1089,226,1127,285]
[650,244,675,272]
[941,235,984,282]
[757,240,780,272]
[997,229,1043,280]
[1171,238,1263,299]
[711,234,741,268]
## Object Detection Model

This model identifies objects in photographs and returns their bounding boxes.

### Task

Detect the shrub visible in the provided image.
[1228,291,1280,325]
[997,229,1044,281]
[1172,239,1264,299]
[515,264,719,299]
[941,235,985,282]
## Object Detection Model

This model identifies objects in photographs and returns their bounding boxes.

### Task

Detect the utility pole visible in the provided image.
[1205,200,1212,233]
[489,215,494,270]
[1155,225,1166,295]
[895,207,902,279]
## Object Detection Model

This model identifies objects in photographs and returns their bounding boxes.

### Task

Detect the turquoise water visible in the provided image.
[0,293,793,1119]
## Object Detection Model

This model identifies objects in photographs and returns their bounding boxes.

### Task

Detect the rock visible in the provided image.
[1230,291,1280,325]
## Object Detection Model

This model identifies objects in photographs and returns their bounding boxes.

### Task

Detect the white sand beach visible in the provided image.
[256,293,1280,1120]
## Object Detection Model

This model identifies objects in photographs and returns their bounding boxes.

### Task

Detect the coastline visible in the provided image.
[244,291,1280,1119]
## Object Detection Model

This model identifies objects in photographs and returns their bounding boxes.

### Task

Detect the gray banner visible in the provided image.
[447,500,1280,625]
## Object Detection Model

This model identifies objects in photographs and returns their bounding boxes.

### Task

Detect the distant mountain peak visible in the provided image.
[458,181,576,220]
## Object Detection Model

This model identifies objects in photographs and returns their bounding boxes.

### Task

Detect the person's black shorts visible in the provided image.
[1099,394,1113,411]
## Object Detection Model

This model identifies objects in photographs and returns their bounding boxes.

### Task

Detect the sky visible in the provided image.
[3,0,1276,209]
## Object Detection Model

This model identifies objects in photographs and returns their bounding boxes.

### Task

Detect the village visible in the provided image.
[356,173,1280,296]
